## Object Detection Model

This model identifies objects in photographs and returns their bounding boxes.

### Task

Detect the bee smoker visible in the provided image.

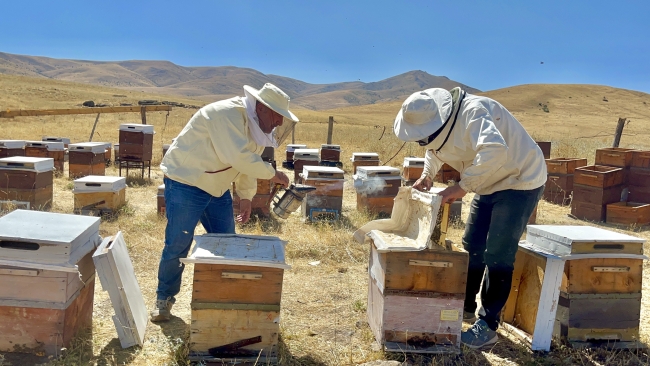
[270,183,317,219]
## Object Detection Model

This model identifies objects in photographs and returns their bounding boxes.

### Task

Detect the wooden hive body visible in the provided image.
[231,163,274,217]
[0,140,26,159]
[68,142,107,178]
[181,234,289,363]
[320,144,341,162]
[118,124,154,161]
[536,141,551,159]
[73,175,127,214]
[504,226,646,350]
[24,141,65,174]
[402,157,425,182]
[300,166,344,221]
[355,166,402,214]
[0,157,54,210]
[351,152,380,174]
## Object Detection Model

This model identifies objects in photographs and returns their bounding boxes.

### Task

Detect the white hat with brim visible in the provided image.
[243,83,299,122]
[393,88,453,142]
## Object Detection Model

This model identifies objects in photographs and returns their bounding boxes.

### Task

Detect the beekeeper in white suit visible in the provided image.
[393,87,547,348]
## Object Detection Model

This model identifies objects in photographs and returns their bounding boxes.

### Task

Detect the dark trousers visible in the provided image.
[463,185,544,330]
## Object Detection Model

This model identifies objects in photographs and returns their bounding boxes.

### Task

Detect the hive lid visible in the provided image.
[119,123,155,134]
[351,152,379,161]
[181,234,290,269]
[320,144,341,150]
[25,141,65,151]
[42,136,70,144]
[0,156,54,172]
[302,165,344,179]
[157,184,165,195]
[353,187,443,252]
[73,175,127,192]
[403,157,425,167]
[0,140,26,149]
[356,166,401,179]
[0,210,101,267]
[286,144,307,152]
[97,142,112,148]
[526,225,645,257]
[293,148,319,160]
[69,142,108,154]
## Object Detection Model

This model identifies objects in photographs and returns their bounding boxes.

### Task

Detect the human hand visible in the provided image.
[438,184,466,204]
[236,199,252,224]
[270,170,290,188]
[412,176,432,192]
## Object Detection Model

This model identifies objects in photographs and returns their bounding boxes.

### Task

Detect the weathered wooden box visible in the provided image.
[73,175,127,214]
[536,141,551,159]
[402,157,425,182]
[69,142,107,178]
[572,183,623,205]
[0,210,101,268]
[285,144,306,163]
[181,234,290,363]
[99,142,112,164]
[157,184,166,215]
[293,148,320,183]
[434,164,461,184]
[301,166,344,197]
[118,124,154,161]
[595,148,637,168]
[628,185,650,204]
[631,150,650,169]
[367,240,467,353]
[574,165,625,188]
[41,137,70,148]
[355,166,401,197]
[351,152,380,174]
[0,157,54,210]
[544,173,573,193]
[628,167,650,187]
[25,141,65,174]
[606,202,650,226]
[320,144,341,162]
[0,140,26,159]
[545,158,587,174]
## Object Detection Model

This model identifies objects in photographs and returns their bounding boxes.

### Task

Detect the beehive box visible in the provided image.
[292,148,319,183]
[524,225,646,347]
[24,141,65,174]
[0,140,26,158]
[0,157,54,211]
[68,142,107,178]
[351,152,380,174]
[73,175,127,214]
[261,146,275,162]
[595,148,637,168]
[355,166,401,215]
[180,234,290,363]
[285,144,306,162]
[320,144,341,162]
[631,150,650,169]
[536,141,552,159]
[628,185,650,204]
[300,166,344,221]
[233,194,272,217]
[118,124,154,161]
[0,211,100,356]
[99,142,112,165]
[402,157,425,182]
[628,167,650,187]
[574,165,625,188]
[606,202,650,226]
[545,158,588,175]
[41,136,70,148]
[157,184,166,215]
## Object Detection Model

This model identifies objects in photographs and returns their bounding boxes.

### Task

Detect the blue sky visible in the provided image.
[2,0,649,93]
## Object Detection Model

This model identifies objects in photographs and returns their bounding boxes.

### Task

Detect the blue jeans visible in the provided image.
[462,185,544,330]
[156,177,236,301]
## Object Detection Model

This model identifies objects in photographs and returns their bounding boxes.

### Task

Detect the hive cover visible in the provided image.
[0,156,54,172]
[526,225,645,257]
[0,140,26,149]
[181,234,290,269]
[119,123,154,134]
[68,142,108,154]
[73,175,127,192]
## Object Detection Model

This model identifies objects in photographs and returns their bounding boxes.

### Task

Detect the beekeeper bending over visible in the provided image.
[393,87,546,348]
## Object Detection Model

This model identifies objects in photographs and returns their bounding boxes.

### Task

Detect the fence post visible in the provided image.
[612,118,626,148]
[327,116,334,144]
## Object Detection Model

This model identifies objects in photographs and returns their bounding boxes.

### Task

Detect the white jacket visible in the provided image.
[422,93,547,195]
[161,97,275,200]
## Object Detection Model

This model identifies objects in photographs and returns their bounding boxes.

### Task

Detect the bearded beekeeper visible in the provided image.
[151,83,296,322]
[393,87,546,348]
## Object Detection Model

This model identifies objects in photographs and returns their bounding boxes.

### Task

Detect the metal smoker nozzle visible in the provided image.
[271,184,317,219]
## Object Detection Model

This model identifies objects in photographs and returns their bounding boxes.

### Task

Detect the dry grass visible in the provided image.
[0,75,649,365]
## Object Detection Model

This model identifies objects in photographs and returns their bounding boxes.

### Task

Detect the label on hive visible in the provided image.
[440,309,459,321]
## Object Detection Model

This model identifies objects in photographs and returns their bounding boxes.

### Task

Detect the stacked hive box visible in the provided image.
[0,210,100,356]
[434,164,461,184]
[292,148,320,183]
[0,157,54,211]
[627,150,650,203]
[232,164,274,218]
[42,136,70,148]
[319,144,342,167]
[595,148,636,182]
[300,166,344,221]
[606,150,650,225]
[536,141,552,159]
[73,175,127,215]
[402,157,425,186]
[536,226,644,347]
[543,158,587,205]
[25,141,65,175]
[157,184,166,215]
[68,142,107,178]
[571,165,625,221]
[351,153,380,174]
[119,124,154,161]
[181,234,290,363]
[282,144,306,170]
[99,142,113,165]
[0,140,26,158]
[355,166,401,215]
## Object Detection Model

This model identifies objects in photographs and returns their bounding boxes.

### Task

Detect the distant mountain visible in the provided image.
[0,51,480,110]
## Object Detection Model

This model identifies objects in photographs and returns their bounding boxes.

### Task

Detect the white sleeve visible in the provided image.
[422,149,443,179]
